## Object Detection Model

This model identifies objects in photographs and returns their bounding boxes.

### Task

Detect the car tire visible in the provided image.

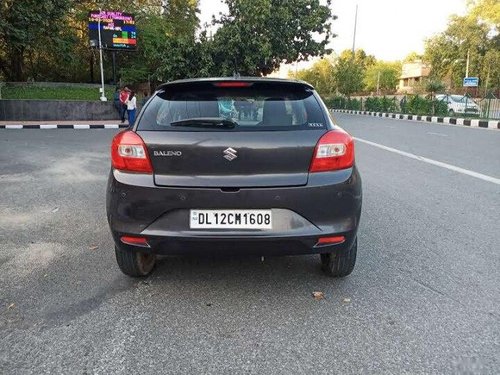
[320,237,357,277]
[115,246,156,277]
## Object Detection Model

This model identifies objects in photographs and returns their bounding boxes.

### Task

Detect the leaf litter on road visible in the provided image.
[312,291,325,300]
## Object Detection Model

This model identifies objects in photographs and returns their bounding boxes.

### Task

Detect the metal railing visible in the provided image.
[329,93,500,120]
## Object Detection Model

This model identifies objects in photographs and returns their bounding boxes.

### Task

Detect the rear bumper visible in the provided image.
[106,167,362,256]
[115,232,358,256]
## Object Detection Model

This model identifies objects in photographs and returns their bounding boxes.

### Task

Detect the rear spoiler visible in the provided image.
[157,77,314,91]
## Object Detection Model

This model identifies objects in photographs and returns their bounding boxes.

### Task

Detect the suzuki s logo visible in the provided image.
[154,150,182,157]
[223,147,238,161]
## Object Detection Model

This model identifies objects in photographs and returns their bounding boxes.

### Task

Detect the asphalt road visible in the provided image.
[1,116,499,374]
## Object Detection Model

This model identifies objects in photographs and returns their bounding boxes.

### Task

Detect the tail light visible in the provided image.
[309,130,354,172]
[111,131,153,173]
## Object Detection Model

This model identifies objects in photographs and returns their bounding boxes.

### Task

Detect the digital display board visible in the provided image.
[88,11,137,50]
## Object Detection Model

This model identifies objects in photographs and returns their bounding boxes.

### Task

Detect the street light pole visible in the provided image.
[351,4,358,55]
[97,9,107,101]
[465,49,470,78]
[376,71,381,95]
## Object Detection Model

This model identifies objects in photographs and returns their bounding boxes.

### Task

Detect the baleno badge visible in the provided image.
[154,150,182,157]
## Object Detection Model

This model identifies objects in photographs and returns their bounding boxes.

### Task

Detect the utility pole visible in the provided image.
[112,51,117,85]
[351,4,358,55]
[97,9,107,101]
[465,49,470,78]
[376,71,381,95]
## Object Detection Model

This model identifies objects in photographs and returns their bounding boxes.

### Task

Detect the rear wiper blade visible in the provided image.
[170,117,237,128]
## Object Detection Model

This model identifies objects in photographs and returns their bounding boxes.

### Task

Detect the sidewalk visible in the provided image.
[0,120,129,129]
[332,109,500,130]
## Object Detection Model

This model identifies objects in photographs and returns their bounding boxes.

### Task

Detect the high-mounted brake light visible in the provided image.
[111,131,153,173]
[309,130,354,173]
[213,82,253,88]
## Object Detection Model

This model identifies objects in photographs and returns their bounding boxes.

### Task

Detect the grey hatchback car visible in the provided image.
[106,78,362,277]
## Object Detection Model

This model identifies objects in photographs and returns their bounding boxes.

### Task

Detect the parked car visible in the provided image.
[436,94,480,116]
[106,78,362,278]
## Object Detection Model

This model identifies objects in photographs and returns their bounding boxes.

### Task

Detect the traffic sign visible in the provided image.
[463,77,479,87]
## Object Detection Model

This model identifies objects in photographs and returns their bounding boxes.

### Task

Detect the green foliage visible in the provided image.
[1,84,115,100]
[468,0,500,25]
[403,52,423,63]
[434,99,449,116]
[332,49,376,96]
[0,0,336,85]
[404,95,448,116]
[364,61,401,93]
[425,80,445,94]
[212,0,334,76]
[0,0,74,81]
[365,96,397,112]
[323,96,361,110]
[424,0,499,90]
[291,57,335,96]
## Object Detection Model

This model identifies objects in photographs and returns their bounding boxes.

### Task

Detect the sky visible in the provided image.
[198,0,468,62]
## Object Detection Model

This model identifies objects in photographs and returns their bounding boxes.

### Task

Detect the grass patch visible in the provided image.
[1,85,115,101]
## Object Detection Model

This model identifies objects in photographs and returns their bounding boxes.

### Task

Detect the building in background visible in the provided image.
[398,61,431,93]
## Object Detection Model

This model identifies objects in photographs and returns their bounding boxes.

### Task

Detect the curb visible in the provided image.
[332,109,500,130]
[0,124,129,129]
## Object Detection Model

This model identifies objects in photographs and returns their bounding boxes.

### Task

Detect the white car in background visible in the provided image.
[436,94,480,116]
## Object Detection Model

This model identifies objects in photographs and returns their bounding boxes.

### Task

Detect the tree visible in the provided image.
[0,0,73,81]
[211,0,335,76]
[291,56,336,96]
[424,0,499,90]
[468,0,500,25]
[333,49,375,96]
[112,0,202,83]
[364,61,401,93]
[163,0,199,37]
[403,52,423,63]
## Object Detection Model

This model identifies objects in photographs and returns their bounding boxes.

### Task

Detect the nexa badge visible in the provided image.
[154,150,182,157]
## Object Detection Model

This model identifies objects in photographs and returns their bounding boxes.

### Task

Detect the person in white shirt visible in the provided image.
[126,91,137,125]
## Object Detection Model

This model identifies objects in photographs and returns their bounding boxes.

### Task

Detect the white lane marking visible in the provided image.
[39,124,58,129]
[354,137,500,185]
[104,124,120,129]
[427,132,448,137]
[5,125,23,129]
[73,124,90,129]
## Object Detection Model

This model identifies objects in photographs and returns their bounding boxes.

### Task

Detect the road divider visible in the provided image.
[333,109,500,130]
[354,137,500,185]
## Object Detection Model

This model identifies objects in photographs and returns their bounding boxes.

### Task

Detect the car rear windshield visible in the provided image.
[137,81,327,131]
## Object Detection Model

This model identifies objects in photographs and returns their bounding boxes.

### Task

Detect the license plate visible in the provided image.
[190,209,272,229]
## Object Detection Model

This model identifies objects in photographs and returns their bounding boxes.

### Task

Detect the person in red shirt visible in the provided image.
[119,87,130,123]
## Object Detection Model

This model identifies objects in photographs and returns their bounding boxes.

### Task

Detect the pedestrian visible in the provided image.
[113,87,121,119]
[126,91,137,126]
[119,87,130,123]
